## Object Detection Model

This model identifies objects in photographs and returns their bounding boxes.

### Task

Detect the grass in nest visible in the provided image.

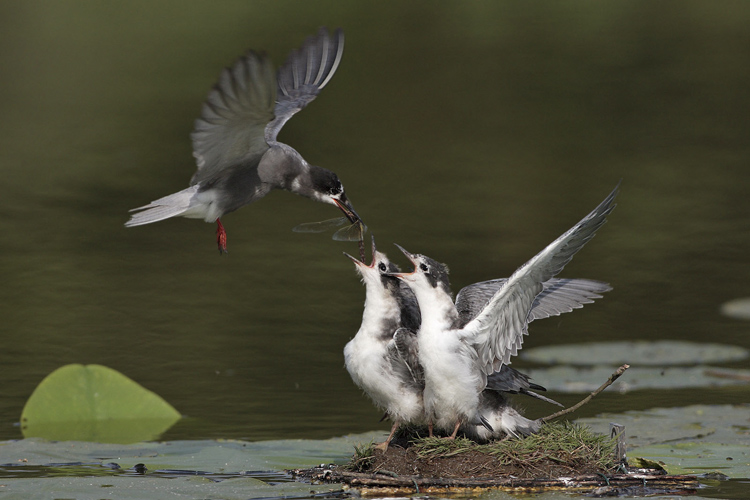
[352,422,618,474]
[412,436,478,458]
[481,421,619,472]
[418,422,617,471]
[344,441,377,472]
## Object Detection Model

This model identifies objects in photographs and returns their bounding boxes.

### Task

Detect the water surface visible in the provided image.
[0,1,748,443]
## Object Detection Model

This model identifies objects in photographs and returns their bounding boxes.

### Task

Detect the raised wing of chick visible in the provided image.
[460,184,619,375]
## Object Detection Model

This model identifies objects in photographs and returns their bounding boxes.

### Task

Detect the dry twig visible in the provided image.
[540,364,630,423]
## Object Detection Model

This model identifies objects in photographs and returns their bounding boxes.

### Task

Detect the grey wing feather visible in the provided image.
[456,278,611,327]
[455,279,508,327]
[462,183,619,376]
[528,278,612,321]
[518,389,563,407]
[486,365,536,393]
[397,281,422,333]
[265,28,344,143]
[391,328,424,387]
[486,366,563,407]
[190,51,276,185]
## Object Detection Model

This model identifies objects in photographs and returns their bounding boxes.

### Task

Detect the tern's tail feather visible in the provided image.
[125,185,201,227]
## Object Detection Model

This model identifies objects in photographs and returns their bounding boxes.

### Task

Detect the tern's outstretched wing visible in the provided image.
[528,278,611,322]
[455,278,611,327]
[190,50,276,185]
[265,28,344,143]
[461,183,619,376]
[455,279,507,327]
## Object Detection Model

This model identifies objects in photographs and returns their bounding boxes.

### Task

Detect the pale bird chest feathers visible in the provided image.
[361,294,400,335]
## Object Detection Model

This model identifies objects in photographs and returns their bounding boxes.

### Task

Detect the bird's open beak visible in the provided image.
[343,251,365,267]
[395,244,418,266]
[344,235,378,267]
[333,194,363,226]
[388,244,417,278]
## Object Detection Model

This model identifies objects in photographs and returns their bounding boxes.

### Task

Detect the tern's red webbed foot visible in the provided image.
[374,420,401,452]
[216,219,228,254]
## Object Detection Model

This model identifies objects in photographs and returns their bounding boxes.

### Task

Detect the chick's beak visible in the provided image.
[388,244,418,279]
[344,236,377,268]
[394,244,418,266]
[343,252,366,267]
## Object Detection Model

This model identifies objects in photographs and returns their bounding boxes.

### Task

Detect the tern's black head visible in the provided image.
[308,167,363,227]
[309,168,344,198]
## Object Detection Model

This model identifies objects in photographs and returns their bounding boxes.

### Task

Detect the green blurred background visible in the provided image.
[0,1,748,441]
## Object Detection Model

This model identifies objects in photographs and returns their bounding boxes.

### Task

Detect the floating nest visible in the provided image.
[349,422,617,478]
[293,422,699,497]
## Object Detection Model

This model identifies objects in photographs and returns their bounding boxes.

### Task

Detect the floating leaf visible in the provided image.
[578,405,750,479]
[720,297,750,320]
[628,456,666,471]
[522,341,748,366]
[524,365,750,393]
[577,404,750,448]
[0,432,380,499]
[629,442,750,478]
[21,364,181,443]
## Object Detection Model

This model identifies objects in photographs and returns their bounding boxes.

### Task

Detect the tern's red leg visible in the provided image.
[428,421,434,438]
[374,420,400,452]
[448,421,461,440]
[216,219,228,254]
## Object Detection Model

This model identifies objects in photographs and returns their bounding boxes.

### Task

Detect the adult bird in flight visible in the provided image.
[126,28,363,253]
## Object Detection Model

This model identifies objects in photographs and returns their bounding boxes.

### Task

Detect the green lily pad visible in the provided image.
[0,433,383,500]
[577,404,750,478]
[628,456,666,471]
[721,297,750,320]
[630,442,750,478]
[522,341,748,366]
[21,364,181,443]
[523,365,750,392]
[577,404,750,448]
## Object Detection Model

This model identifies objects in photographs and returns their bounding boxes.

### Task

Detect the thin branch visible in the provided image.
[539,364,630,423]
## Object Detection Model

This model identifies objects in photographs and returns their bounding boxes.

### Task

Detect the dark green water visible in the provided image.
[0,1,748,443]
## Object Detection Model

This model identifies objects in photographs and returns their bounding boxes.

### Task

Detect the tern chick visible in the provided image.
[392,184,618,439]
[344,238,424,450]
[345,237,605,446]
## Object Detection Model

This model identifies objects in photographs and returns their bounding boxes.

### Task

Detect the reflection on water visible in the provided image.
[0,2,749,443]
